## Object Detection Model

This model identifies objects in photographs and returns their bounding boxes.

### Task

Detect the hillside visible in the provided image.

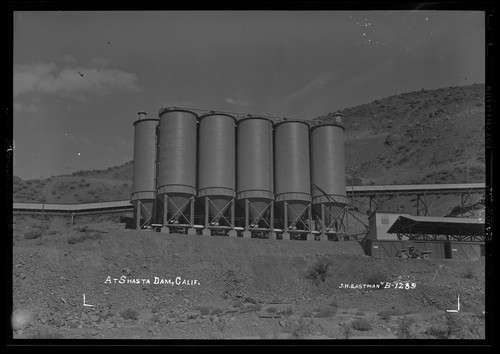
[13,162,133,204]
[13,84,485,211]
[318,83,485,186]
[12,223,485,339]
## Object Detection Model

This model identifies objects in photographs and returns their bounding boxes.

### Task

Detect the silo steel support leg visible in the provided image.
[270,201,276,240]
[163,195,168,225]
[282,202,290,240]
[308,204,312,231]
[187,197,196,235]
[135,201,142,230]
[345,208,349,233]
[307,204,314,241]
[231,199,235,227]
[242,199,251,238]
[245,199,249,230]
[161,195,169,233]
[229,200,237,237]
[190,196,195,226]
[202,197,211,236]
[284,202,288,231]
[205,197,209,227]
[320,204,328,241]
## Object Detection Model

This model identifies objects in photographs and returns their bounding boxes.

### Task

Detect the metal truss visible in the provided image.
[165,195,195,226]
[204,197,235,228]
[283,201,312,232]
[244,199,274,230]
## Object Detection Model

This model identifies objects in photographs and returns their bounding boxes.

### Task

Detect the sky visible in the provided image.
[12,10,485,180]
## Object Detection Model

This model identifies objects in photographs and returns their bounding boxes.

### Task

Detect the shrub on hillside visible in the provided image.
[365,269,389,289]
[463,264,476,279]
[305,256,332,283]
[210,308,223,316]
[68,232,102,244]
[426,313,464,339]
[397,316,415,339]
[351,318,372,331]
[120,308,138,320]
[313,305,337,318]
[278,306,294,316]
[24,228,42,239]
[342,322,353,339]
[244,304,262,312]
[378,308,403,320]
[76,225,89,232]
[328,299,339,308]
[287,316,315,339]
[197,306,211,316]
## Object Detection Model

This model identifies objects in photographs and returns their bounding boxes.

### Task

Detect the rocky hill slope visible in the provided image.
[13,84,485,218]
[317,83,485,186]
[12,223,485,339]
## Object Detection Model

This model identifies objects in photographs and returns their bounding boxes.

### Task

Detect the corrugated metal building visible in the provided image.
[362,212,485,261]
[364,211,412,240]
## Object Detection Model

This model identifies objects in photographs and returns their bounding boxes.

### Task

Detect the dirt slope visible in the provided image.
[12,222,485,340]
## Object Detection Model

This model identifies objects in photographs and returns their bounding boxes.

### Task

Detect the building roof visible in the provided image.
[387,215,484,237]
[368,211,412,219]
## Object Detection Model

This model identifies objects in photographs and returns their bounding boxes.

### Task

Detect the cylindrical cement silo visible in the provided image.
[198,113,236,236]
[310,117,347,239]
[274,120,313,240]
[131,112,158,229]
[237,117,274,237]
[157,108,198,234]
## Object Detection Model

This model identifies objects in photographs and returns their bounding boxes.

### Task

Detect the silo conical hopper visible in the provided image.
[237,117,274,235]
[167,194,193,222]
[157,109,198,232]
[198,113,236,234]
[132,200,155,227]
[130,112,159,229]
[246,199,271,221]
[207,197,232,222]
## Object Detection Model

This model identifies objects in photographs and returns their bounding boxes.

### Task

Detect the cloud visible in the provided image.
[61,55,77,64]
[224,97,253,106]
[13,102,42,114]
[64,133,93,147]
[278,69,339,106]
[89,57,111,66]
[13,62,142,98]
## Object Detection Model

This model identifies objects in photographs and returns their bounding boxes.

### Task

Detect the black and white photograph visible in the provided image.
[8,2,492,345]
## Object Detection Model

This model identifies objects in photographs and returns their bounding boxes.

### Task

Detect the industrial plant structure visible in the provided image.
[130,108,348,240]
